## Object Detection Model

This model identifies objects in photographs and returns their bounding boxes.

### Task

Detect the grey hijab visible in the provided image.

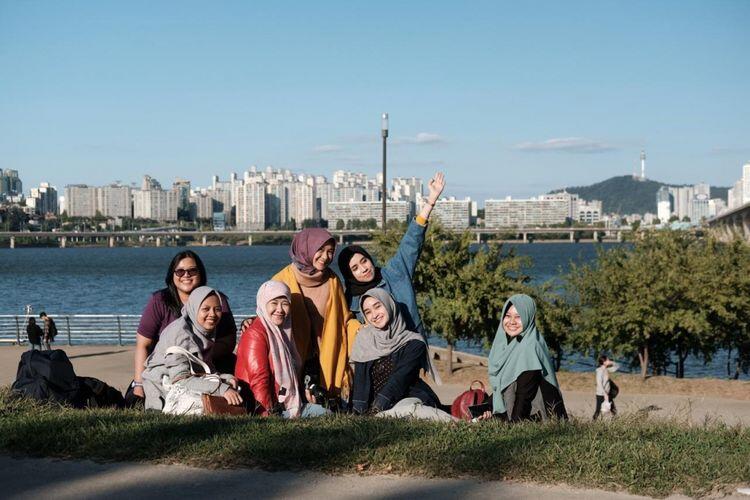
[165,285,222,358]
[350,288,424,363]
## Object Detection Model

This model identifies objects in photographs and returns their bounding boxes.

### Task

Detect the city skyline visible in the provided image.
[2,1,749,199]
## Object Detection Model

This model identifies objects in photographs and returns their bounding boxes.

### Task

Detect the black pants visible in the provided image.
[592,395,617,419]
[508,370,568,422]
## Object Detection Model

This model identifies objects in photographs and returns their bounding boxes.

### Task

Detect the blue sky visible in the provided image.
[1,1,748,200]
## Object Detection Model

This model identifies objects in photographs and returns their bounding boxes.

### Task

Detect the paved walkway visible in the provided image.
[0,456,702,500]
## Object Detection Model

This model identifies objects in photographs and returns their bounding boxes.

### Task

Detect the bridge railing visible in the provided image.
[0,313,254,346]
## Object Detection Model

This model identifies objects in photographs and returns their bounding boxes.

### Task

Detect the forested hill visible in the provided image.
[551,175,729,215]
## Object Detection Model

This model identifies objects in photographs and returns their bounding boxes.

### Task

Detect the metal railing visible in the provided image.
[0,313,253,346]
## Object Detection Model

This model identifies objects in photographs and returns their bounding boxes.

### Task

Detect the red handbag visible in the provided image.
[451,380,490,420]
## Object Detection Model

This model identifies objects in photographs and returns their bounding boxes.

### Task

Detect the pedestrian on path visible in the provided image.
[26,318,43,351]
[593,354,619,419]
[39,312,57,351]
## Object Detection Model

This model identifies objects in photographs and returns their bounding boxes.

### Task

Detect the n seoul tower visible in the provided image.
[640,150,646,180]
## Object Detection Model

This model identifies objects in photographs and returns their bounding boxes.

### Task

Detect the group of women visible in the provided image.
[131,172,568,422]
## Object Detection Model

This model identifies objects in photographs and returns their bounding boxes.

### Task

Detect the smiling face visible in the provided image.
[348,253,375,283]
[173,257,201,298]
[197,293,222,331]
[265,295,291,326]
[502,304,524,337]
[312,241,335,271]
[362,296,390,330]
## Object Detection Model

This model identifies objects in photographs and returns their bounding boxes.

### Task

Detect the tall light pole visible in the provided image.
[381,112,389,233]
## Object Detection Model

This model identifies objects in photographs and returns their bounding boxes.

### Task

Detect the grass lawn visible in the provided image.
[1,389,748,497]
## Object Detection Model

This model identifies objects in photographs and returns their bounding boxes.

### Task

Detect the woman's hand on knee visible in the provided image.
[223,388,243,406]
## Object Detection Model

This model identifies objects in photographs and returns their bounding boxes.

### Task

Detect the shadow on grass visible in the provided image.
[1,390,749,497]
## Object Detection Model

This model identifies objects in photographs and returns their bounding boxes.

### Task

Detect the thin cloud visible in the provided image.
[393,132,447,145]
[513,137,617,154]
[709,146,750,156]
[312,144,344,153]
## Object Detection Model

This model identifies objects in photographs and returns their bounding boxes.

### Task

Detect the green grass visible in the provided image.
[1,389,748,497]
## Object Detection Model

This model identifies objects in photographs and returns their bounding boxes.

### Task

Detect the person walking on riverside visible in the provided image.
[593,354,619,419]
[39,312,57,351]
[26,317,43,351]
[337,171,445,384]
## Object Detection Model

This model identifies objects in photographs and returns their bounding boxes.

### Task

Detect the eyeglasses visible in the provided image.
[174,267,200,278]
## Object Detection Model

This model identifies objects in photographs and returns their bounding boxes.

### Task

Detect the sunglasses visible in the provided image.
[174,267,200,278]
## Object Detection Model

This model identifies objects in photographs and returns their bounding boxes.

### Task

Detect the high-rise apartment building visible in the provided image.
[656,186,672,222]
[577,199,603,224]
[28,183,58,216]
[539,191,578,220]
[392,177,423,203]
[424,197,471,230]
[133,176,178,221]
[65,185,98,217]
[728,179,743,210]
[234,177,266,230]
[327,201,411,227]
[669,186,694,220]
[173,179,191,212]
[0,169,23,200]
[97,184,132,218]
[485,197,570,228]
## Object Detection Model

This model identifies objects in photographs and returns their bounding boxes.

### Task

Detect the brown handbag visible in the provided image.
[201,394,247,416]
[451,380,490,420]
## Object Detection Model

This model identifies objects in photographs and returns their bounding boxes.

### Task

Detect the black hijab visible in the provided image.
[337,245,383,298]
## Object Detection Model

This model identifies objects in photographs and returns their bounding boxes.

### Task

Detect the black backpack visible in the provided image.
[11,350,124,409]
[11,349,80,405]
[76,376,126,409]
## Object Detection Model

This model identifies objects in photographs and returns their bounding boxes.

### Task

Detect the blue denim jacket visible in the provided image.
[347,218,426,332]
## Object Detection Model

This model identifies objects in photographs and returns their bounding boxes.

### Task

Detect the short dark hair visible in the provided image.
[39,312,47,318]
[597,354,609,366]
[163,250,208,315]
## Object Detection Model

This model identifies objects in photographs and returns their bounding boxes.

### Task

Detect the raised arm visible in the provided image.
[384,172,445,280]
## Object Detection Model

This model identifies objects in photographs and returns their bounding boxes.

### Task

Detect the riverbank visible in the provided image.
[2,345,749,425]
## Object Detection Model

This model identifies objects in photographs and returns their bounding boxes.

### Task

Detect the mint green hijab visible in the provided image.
[488,294,560,414]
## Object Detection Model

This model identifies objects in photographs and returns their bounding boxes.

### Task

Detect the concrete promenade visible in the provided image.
[1,455,707,500]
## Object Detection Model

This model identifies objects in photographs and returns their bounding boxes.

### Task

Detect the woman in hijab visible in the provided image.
[337,172,445,385]
[350,288,446,419]
[486,294,567,422]
[235,280,328,418]
[141,286,242,412]
[272,228,360,405]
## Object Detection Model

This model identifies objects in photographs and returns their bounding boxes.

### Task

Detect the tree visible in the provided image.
[567,231,742,379]
[373,221,530,373]
[532,283,574,370]
[335,219,345,230]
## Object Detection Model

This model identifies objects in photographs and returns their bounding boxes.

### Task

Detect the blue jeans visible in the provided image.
[282,403,330,419]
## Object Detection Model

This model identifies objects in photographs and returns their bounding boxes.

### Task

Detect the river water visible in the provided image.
[1,243,745,380]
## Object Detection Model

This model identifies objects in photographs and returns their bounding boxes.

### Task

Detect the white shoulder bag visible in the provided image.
[161,346,221,416]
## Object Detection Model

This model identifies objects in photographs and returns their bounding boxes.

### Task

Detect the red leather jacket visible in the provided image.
[235,319,278,416]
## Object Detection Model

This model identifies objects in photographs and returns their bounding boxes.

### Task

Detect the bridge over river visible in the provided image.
[708,201,750,242]
[0,227,632,248]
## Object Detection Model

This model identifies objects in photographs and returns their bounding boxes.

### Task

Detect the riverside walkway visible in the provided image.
[0,455,694,500]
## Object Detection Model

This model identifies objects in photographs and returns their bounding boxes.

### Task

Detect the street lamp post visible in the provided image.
[381,113,388,233]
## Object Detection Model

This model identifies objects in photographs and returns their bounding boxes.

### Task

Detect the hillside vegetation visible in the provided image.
[551,175,729,215]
